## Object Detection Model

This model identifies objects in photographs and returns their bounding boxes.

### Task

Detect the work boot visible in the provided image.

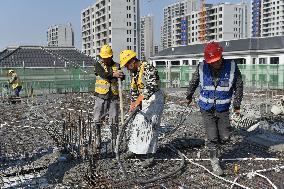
[141,154,155,168]
[210,157,223,176]
[208,146,223,176]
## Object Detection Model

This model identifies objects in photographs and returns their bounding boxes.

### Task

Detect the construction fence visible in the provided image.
[156,64,284,90]
[0,64,283,97]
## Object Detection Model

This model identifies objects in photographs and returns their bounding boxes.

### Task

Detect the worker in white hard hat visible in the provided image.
[93,44,124,153]
[119,49,164,168]
[7,69,22,97]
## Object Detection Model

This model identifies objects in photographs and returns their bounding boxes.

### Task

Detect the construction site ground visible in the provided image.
[0,89,284,189]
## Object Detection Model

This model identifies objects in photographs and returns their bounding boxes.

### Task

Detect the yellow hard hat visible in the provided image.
[120,50,137,68]
[8,69,15,74]
[100,45,113,58]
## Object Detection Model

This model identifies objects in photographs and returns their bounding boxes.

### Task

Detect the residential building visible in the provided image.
[260,0,284,37]
[47,23,74,47]
[140,15,154,61]
[252,0,261,37]
[81,0,140,60]
[161,0,198,50]
[162,1,250,48]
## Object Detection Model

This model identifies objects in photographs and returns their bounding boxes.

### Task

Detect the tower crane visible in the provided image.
[199,0,206,42]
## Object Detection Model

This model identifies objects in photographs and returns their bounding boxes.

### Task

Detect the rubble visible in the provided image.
[0,90,284,188]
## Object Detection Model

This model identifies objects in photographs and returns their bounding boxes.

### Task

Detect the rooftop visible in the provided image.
[0,46,95,68]
[152,36,284,59]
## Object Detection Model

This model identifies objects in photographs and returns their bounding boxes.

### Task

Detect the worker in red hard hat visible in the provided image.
[185,41,243,176]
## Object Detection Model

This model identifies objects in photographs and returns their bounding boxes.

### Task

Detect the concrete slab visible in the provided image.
[246,133,284,152]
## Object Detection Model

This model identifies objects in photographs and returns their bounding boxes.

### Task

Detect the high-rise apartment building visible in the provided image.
[252,0,284,37]
[188,2,250,44]
[162,1,250,48]
[47,23,74,47]
[252,0,261,37]
[140,15,154,61]
[161,0,198,50]
[81,0,140,60]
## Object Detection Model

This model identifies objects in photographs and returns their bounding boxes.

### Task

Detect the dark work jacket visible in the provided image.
[94,60,124,99]
[186,59,243,111]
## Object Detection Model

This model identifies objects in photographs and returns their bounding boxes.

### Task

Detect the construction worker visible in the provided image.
[120,50,164,168]
[94,44,124,152]
[185,41,243,176]
[7,70,22,97]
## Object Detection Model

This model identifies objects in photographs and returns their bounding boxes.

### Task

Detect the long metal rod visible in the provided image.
[118,78,124,125]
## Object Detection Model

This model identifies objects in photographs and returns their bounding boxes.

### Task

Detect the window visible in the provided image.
[183,60,189,65]
[259,58,267,64]
[270,57,279,64]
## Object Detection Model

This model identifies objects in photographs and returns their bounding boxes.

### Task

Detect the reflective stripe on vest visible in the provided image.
[198,60,236,111]
[95,62,119,95]
[131,62,145,93]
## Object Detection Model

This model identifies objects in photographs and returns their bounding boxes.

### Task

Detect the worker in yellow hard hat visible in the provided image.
[7,69,22,97]
[120,49,164,168]
[93,44,124,153]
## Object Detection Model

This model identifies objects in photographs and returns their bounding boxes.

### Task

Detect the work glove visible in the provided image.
[181,96,193,106]
[113,70,124,78]
[129,95,144,112]
[129,102,136,112]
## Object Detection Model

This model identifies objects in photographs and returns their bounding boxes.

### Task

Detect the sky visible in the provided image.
[0,0,241,51]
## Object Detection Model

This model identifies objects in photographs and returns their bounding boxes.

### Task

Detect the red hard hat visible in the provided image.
[204,41,223,64]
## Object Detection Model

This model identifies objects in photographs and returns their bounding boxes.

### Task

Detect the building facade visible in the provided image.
[47,23,74,47]
[81,0,140,60]
[252,0,261,37]
[162,2,250,48]
[252,0,284,37]
[140,15,154,61]
[161,0,198,50]
[261,0,284,37]
[151,37,284,89]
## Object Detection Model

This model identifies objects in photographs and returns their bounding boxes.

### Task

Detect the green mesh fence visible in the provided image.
[157,64,284,89]
[0,66,132,97]
[0,67,96,96]
[0,64,283,98]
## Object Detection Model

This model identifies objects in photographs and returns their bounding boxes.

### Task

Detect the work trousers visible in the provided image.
[14,86,22,97]
[200,109,231,157]
[93,96,119,125]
